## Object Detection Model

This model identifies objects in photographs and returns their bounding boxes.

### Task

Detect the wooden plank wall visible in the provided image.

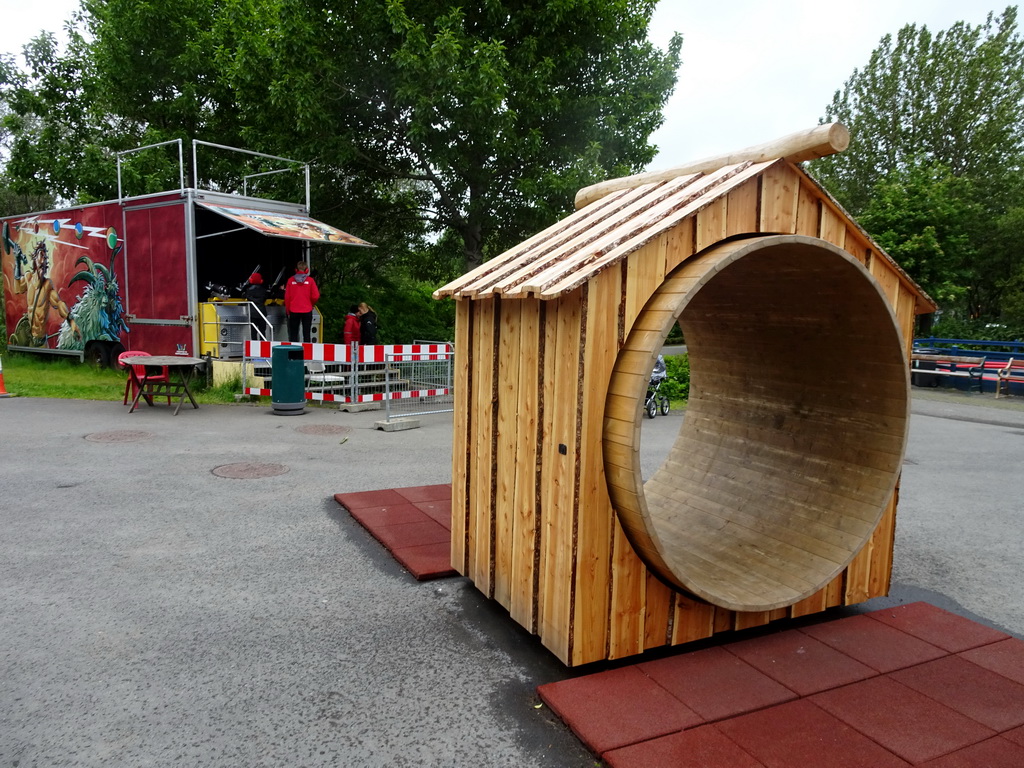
[452,161,923,666]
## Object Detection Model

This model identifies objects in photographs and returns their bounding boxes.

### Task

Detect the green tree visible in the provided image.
[2,0,682,278]
[987,201,1024,330]
[858,162,978,308]
[216,0,681,270]
[0,53,54,215]
[812,7,1024,322]
[1,30,111,203]
[814,8,1024,216]
[1,0,681,346]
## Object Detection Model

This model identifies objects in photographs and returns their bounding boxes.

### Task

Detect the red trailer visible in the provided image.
[1,141,372,366]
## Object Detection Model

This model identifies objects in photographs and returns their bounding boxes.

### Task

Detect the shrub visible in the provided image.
[660,353,690,401]
[927,315,1024,343]
[317,279,455,344]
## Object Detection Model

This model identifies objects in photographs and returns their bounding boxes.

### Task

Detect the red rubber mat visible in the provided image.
[334,484,455,580]
[538,603,1023,767]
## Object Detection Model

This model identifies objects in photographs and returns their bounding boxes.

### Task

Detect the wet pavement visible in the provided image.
[0,387,1021,766]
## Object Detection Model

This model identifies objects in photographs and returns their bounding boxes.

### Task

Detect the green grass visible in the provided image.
[0,351,242,404]
[1,348,690,409]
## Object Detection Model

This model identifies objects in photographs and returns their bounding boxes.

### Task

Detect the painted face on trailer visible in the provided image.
[31,241,49,278]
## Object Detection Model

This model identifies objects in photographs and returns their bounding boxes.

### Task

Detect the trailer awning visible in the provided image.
[198,202,374,247]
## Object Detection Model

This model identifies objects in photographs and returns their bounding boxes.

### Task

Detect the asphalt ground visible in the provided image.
[1,387,1021,766]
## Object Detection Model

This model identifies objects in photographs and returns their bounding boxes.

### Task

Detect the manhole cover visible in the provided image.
[85,430,154,443]
[295,424,351,437]
[212,462,290,479]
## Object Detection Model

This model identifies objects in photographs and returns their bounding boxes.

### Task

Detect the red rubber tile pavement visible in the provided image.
[916,737,1024,768]
[334,484,456,580]
[889,655,1024,731]
[331,498,1023,765]
[389,483,452,503]
[411,499,453,530]
[867,601,1009,652]
[960,637,1024,686]
[716,699,911,768]
[388,541,453,581]
[367,519,450,550]
[810,675,996,764]
[726,628,876,696]
[603,725,765,768]
[638,646,795,721]
[799,613,947,672]
[538,603,1020,767]
[1004,724,1024,748]
[537,666,703,755]
[347,502,426,528]
[334,488,410,509]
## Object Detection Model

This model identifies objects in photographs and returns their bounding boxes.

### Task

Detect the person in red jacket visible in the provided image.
[283,261,320,343]
[342,305,361,343]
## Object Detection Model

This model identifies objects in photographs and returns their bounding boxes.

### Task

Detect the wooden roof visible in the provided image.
[436,159,772,301]
[435,127,934,311]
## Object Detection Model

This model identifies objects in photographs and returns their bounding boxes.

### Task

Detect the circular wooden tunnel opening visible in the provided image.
[603,235,910,613]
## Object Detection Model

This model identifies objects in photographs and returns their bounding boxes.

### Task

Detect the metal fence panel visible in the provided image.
[241,341,453,416]
[384,350,454,421]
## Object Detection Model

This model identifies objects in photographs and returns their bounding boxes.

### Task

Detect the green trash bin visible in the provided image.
[911,347,940,388]
[271,345,306,415]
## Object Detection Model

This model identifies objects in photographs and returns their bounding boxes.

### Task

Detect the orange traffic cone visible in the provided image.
[0,355,13,397]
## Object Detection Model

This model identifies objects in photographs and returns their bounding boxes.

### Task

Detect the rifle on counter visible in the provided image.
[267,265,287,300]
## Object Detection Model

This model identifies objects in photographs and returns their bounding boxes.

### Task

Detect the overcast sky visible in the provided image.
[647,1,1006,167]
[4,1,1011,171]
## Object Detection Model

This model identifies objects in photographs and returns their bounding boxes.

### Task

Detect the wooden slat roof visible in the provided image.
[436,159,772,300]
[434,157,934,310]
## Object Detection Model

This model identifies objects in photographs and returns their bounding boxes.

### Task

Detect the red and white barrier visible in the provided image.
[356,344,452,363]
[242,341,453,403]
[244,340,451,363]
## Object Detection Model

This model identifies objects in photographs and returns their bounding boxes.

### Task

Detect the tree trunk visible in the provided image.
[461,222,484,272]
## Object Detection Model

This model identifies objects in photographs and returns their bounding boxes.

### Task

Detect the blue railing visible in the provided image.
[913,338,1024,364]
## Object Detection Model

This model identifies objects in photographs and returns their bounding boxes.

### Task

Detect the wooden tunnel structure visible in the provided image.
[435,125,937,666]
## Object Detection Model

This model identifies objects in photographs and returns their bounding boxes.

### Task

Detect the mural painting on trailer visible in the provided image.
[2,214,129,362]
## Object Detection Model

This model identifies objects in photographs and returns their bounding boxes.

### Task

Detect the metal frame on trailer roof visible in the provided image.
[191,140,311,211]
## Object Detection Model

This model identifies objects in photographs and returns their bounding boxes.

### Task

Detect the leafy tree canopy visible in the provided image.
[812,7,1024,325]
[218,0,681,270]
[859,161,978,307]
[814,7,1024,215]
[1,0,682,280]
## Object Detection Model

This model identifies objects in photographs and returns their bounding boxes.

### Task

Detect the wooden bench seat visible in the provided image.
[910,353,986,392]
[995,357,1024,398]
[305,364,400,383]
[253,358,410,398]
[307,377,410,394]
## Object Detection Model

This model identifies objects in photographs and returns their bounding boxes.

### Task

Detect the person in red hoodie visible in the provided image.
[283,261,320,343]
[342,305,361,344]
